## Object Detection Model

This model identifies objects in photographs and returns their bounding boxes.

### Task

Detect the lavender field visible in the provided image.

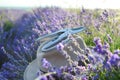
[0,7,120,80]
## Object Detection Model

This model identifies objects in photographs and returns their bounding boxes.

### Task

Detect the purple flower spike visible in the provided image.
[56,42,64,51]
[109,54,120,66]
[104,61,112,70]
[96,43,102,49]
[41,58,52,69]
[103,42,110,49]
[114,49,120,54]
[93,37,101,45]
[39,76,48,80]
[107,34,113,43]
[82,76,88,80]
[63,74,75,80]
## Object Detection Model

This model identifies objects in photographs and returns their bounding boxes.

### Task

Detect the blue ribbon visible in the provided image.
[36,27,86,51]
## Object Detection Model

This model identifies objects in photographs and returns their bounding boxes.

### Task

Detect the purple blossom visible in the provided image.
[81,76,88,80]
[103,61,112,70]
[85,48,91,54]
[56,42,64,51]
[94,19,101,31]
[96,43,102,51]
[1,70,17,79]
[36,70,42,77]
[38,76,48,80]
[102,10,108,18]
[87,64,93,70]
[109,54,120,66]
[92,74,99,80]
[0,45,8,68]
[103,42,110,49]
[114,49,120,54]
[93,37,101,45]
[56,68,63,77]
[41,58,52,69]
[63,74,75,80]
[0,72,8,80]
[107,34,113,43]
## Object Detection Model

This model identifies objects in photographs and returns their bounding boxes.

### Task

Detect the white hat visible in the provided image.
[24,35,89,80]
[24,27,88,80]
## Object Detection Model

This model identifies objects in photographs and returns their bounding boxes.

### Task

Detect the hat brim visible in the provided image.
[24,59,39,80]
[24,47,95,80]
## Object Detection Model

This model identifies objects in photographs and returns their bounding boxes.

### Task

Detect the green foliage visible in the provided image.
[97,68,120,80]
[3,20,14,32]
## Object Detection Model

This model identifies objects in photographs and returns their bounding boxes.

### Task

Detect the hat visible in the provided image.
[24,27,88,80]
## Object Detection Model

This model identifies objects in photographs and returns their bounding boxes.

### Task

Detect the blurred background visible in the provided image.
[0,0,120,9]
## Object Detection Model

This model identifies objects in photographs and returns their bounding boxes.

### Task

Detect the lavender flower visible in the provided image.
[103,42,110,49]
[0,72,8,80]
[0,45,8,68]
[109,54,120,66]
[92,74,99,80]
[81,76,88,80]
[103,61,112,70]
[114,49,120,54]
[102,10,108,18]
[56,42,64,51]
[63,73,75,80]
[55,68,63,77]
[41,58,52,69]
[107,34,113,43]
[35,76,48,80]
[93,37,101,45]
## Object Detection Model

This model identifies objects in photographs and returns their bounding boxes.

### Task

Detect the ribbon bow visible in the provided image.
[36,27,86,51]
